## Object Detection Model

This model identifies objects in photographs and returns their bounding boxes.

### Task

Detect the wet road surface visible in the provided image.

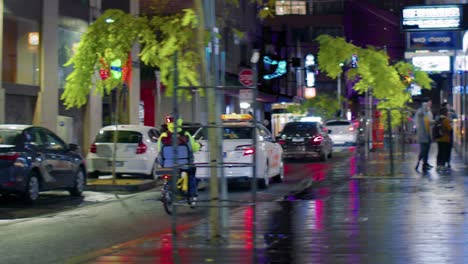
[67,143,468,264]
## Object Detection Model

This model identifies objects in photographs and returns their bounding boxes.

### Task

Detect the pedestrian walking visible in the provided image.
[435,107,452,171]
[414,101,433,171]
[441,102,456,168]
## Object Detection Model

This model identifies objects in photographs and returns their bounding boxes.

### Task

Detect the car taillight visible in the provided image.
[278,139,285,145]
[90,143,97,153]
[136,143,147,154]
[0,152,20,161]
[348,126,355,131]
[162,174,171,180]
[311,135,323,145]
[235,145,255,156]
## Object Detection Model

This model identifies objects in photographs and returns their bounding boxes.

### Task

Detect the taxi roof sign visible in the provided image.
[221,113,253,121]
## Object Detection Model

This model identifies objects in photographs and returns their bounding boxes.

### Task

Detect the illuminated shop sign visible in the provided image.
[401,5,466,31]
[304,54,316,87]
[262,56,287,80]
[408,31,460,50]
[411,56,451,72]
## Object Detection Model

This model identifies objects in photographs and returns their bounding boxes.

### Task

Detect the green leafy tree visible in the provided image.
[61,8,200,109]
[286,94,341,121]
[315,34,433,127]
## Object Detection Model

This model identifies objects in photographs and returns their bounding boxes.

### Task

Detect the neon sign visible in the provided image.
[262,56,287,80]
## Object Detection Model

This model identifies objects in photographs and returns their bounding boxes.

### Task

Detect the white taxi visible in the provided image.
[86,125,161,179]
[193,114,284,188]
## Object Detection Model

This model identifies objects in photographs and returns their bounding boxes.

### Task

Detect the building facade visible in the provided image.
[0,0,139,154]
[260,0,416,119]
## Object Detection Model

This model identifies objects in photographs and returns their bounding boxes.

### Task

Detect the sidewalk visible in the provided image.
[68,143,468,264]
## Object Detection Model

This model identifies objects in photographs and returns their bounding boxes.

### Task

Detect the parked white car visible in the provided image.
[86,125,161,179]
[193,114,284,188]
[325,119,359,146]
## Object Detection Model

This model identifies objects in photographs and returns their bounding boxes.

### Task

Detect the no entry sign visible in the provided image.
[238,69,254,87]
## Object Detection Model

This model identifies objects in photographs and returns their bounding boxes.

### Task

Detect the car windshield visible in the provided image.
[95,131,143,143]
[326,121,350,126]
[0,129,22,145]
[195,126,253,140]
[282,122,318,134]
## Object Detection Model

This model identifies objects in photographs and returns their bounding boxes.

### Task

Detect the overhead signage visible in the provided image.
[411,56,451,72]
[401,5,466,31]
[404,50,455,59]
[408,31,460,50]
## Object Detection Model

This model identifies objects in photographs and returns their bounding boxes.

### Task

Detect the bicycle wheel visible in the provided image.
[162,188,173,215]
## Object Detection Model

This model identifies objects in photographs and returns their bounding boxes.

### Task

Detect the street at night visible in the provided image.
[2,1,468,263]
[1,144,467,264]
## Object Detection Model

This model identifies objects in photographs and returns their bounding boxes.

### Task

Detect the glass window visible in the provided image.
[148,129,160,143]
[275,1,307,15]
[326,121,351,126]
[0,129,23,145]
[282,122,318,134]
[2,15,41,86]
[195,126,253,140]
[58,16,87,88]
[258,125,273,141]
[41,129,67,151]
[95,131,143,144]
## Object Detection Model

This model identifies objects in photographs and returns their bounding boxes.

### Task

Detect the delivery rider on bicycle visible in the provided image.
[157,113,201,198]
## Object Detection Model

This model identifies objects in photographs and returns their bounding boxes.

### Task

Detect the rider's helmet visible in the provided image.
[165,113,183,133]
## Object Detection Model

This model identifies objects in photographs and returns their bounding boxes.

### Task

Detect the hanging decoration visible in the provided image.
[98,53,132,85]
[98,58,109,80]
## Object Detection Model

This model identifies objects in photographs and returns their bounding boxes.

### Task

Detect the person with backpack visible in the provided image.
[414,101,434,171]
[434,107,452,171]
[157,114,201,197]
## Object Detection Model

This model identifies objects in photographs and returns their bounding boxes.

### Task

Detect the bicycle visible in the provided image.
[160,167,197,215]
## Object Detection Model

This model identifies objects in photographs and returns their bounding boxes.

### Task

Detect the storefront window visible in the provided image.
[2,15,41,85]
[58,26,84,88]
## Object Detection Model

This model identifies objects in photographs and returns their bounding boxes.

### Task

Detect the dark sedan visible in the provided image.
[0,125,86,202]
[277,121,333,161]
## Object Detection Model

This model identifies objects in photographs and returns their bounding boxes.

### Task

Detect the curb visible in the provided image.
[85,179,162,193]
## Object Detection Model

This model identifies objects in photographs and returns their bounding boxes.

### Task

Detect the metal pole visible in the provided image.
[155,70,161,127]
[203,0,221,240]
[337,72,341,117]
[387,108,394,176]
[251,50,259,263]
[171,53,179,237]
[364,89,369,157]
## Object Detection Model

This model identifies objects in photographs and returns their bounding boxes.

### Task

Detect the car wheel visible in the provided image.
[23,172,40,203]
[258,163,270,189]
[69,169,85,197]
[273,160,284,183]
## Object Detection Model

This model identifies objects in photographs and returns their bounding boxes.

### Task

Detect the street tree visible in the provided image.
[287,94,341,121]
[61,8,199,109]
[315,34,433,127]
